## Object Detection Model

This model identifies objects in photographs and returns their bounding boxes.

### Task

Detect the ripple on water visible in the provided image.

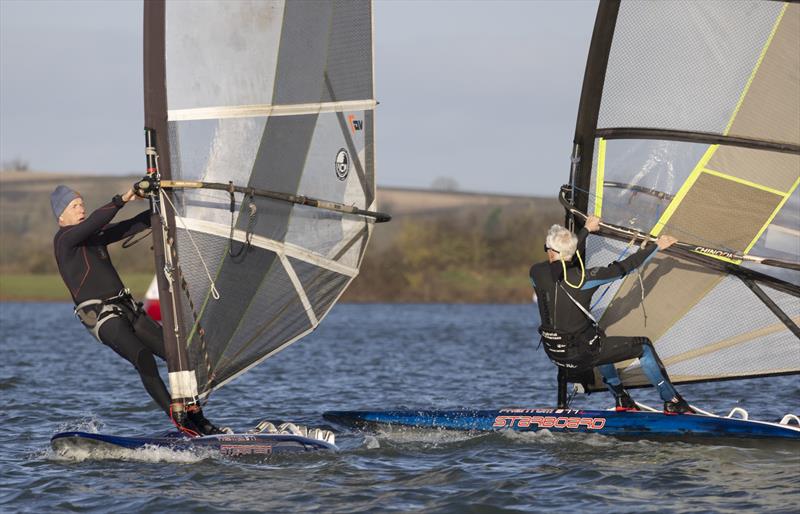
[2,303,799,513]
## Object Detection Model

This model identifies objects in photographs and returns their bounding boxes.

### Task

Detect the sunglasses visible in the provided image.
[544,245,560,254]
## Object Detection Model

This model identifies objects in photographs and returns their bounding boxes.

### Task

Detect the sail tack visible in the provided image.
[570,1,800,389]
[145,0,377,397]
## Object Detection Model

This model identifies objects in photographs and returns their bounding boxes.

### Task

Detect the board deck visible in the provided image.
[51,430,337,457]
[323,408,800,441]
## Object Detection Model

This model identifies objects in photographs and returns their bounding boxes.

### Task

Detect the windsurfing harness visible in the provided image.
[74,288,140,341]
[529,239,658,371]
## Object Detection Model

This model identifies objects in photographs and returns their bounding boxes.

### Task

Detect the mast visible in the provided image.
[143,0,198,420]
[558,0,621,408]
[569,0,620,221]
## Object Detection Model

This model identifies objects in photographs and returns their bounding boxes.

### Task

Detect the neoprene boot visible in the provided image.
[615,391,639,411]
[172,408,203,435]
[187,405,224,435]
[664,395,694,414]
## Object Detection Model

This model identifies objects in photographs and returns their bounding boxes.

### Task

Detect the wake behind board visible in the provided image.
[51,430,336,458]
[323,409,800,441]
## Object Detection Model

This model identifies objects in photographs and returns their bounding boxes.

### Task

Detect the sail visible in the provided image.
[144,0,379,398]
[568,1,800,390]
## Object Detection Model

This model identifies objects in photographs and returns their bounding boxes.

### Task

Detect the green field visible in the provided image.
[0,273,153,301]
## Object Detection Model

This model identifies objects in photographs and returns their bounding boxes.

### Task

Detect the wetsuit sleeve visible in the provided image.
[580,243,659,290]
[57,196,125,248]
[97,209,152,244]
[575,227,590,248]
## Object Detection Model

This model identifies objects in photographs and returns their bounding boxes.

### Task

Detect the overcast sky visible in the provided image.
[0,0,597,196]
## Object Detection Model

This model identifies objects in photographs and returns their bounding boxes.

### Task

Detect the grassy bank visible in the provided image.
[1,171,562,303]
[0,273,153,301]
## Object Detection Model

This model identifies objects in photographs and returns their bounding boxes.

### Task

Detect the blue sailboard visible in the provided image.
[51,430,337,457]
[323,409,800,441]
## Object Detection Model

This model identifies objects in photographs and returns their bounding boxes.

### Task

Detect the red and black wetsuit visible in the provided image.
[54,196,170,414]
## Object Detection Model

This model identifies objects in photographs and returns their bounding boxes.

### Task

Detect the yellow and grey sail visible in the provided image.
[568,1,799,389]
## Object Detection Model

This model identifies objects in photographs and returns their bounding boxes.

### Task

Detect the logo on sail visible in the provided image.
[335,149,350,180]
[347,114,363,134]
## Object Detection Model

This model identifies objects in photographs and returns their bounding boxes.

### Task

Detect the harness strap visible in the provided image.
[538,285,603,367]
[558,283,598,324]
[74,289,137,341]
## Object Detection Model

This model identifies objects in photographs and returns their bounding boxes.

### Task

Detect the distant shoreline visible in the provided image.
[0,273,152,303]
[0,170,550,199]
[0,273,534,304]
[1,171,559,304]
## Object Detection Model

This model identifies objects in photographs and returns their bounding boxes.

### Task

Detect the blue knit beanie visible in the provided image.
[51,185,81,219]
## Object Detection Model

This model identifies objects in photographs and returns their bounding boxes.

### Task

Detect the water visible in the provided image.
[2,303,798,513]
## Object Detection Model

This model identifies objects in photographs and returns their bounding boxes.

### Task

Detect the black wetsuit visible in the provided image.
[54,196,170,414]
[529,228,659,371]
[529,229,679,401]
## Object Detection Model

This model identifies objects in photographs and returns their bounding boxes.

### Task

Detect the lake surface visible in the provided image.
[1,302,798,513]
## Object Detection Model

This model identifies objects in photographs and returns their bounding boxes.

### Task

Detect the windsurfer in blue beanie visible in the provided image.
[52,185,223,435]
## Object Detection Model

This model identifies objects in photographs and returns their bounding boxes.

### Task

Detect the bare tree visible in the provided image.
[1,158,30,172]
[430,176,459,191]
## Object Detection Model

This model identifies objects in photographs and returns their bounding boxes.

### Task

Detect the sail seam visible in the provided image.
[742,176,800,256]
[661,315,800,368]
[200,268,358,398]
[723,3,787,135]
[700,167,789,197]
[651,145,717,236]
[279,253,319,326]
[739,277,800,339]
[647,0,791,252]
[208,266,303,390]
[175,216,358,277]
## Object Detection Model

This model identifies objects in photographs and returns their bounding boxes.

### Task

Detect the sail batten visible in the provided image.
[168,99,378,121]
[569,0,800,391]
[594,127,800,154]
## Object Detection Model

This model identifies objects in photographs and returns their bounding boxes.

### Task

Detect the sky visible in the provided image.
[0,0,598,196]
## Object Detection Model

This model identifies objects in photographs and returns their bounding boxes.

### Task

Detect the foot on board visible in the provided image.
[187,405,225,435]
[615,391,639,412]
[664,396,695,415]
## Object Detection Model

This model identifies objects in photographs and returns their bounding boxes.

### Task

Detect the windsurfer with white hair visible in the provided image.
[529,216,694,414]
[51,185,223,435]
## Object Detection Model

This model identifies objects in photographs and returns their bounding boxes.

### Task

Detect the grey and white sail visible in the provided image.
[144,0,381,399]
